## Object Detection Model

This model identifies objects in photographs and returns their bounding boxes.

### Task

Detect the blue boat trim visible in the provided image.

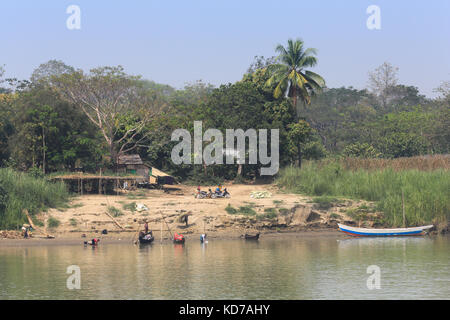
[339,226,423,236]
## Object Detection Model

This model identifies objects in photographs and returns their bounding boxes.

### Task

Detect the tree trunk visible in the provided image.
[298,145,302,168]
[237,164,243,176]
[110,143,118,172]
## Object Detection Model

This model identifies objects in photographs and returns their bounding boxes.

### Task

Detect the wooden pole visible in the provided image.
[105,211,124,230]
[160,219,163,243]
[99,168,102,195]
[132,223,141,244]
[160,212,173,239]
[402,190,406,228]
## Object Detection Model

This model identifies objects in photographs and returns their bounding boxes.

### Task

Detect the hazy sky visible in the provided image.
[1,0,449,97]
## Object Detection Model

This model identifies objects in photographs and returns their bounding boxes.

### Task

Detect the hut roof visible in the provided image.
[150,167,172,177]
[118,154,143,165]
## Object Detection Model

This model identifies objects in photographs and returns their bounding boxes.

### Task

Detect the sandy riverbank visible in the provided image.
[0,183,384,245]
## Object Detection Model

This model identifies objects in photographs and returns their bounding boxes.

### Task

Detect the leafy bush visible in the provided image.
[47,216,60,228]
[69,218,78,226]
[238,205,256,216]
[122,202,136,212]
[107,206,123,217]
[225,204,238,214]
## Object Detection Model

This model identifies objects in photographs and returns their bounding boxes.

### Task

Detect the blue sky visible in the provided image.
[1,0,449,97]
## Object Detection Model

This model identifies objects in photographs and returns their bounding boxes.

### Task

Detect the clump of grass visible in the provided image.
[122,202,137,212]
[0,168,69,229]
[32,217,44,227]
[278,208,289,215]
[107,206,123,217]
[346,208,368,222]
[273,200,284,205]
[69,218,78,226]
[163,202,176,206]
[70,203,84,209]
[257,208,277,220]
[127,191,147,200]
[47,216,60,229]
[238,205,256,216]
[311,196,341,210]
[277,161,449,227]
[225,204,238,214]
[329,213,341,219]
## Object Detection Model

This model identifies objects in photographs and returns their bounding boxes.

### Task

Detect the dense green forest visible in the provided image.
[0,40,449,182]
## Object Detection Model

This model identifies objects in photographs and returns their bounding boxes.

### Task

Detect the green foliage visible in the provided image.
[47,216,60,229]
[185,172,224,186]
[69,218,77,227]
[238,205,257,216]
[311,196,341,210]
[343,143,381,158]
[107,206,123,217]
[329,213,341,219]
[258,207,278,219]
[225,204,238,214]
[277,161,449,227]
[122,202,136,212]
[0,168,69,229]
[226,203,257,216]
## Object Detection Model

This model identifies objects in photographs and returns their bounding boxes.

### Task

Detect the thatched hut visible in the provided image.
[117,154,149,181]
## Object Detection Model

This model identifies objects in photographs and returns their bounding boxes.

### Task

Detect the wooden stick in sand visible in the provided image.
[23,209,55,239]
[105,211,124,230]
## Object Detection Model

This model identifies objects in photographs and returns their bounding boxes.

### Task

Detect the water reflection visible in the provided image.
[0,237,448,300]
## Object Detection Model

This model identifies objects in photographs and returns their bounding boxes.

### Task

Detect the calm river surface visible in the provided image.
[0,236,449,299]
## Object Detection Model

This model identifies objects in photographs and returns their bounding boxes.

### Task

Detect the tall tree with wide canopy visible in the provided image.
[266,39,325,118]
[52,66,166,168]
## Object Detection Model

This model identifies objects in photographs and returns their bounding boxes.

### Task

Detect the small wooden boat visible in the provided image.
[244,233,260,240]
[138,232,155,244]
[173,232,185,244]
[338,223,433,237]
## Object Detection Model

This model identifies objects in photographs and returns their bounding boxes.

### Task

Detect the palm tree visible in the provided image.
[266,39,325,167]
[266,38,325,119]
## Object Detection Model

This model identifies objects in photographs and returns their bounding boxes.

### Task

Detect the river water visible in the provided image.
[0,236,448,299]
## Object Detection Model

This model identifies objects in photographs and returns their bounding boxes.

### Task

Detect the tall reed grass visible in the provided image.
[276,161,449,227]
[0,168,69,229]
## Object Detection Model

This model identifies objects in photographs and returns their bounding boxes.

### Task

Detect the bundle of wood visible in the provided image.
[0,230,21,239]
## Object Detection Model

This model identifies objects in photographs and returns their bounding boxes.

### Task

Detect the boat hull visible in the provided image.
[338,224,433,237]
[138,234,155,244]
[244,233,260,240]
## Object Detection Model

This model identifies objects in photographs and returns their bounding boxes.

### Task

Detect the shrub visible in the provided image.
[225,204,238,214]
[107,206,123,217]
[122,202,136,212]
[47,216,60,229]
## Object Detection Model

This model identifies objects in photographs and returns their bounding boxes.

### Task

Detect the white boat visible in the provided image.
[337,223,434,237]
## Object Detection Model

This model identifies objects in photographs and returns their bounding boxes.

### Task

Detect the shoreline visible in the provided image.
[1,228,447,247]
[0,228,345,247]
